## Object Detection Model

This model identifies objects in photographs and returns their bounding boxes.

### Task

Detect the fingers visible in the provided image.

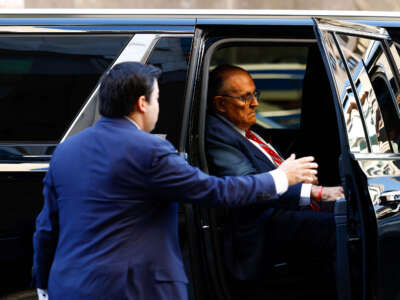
[297,169,318,184]
[310,175,319,185]
[304,169,317,177]
[295,156,315,163]
[292,157,318,170]
[302,174,318,184]
[281,157,318,170]
[286,153,296,161]
[298,164,318,176]
[308,168,318,174]
[303,177,315,183]
[279,155,320,186]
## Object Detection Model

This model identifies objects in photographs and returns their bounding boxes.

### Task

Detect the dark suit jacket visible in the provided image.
[33,117,282,300]
[205,113,302,280]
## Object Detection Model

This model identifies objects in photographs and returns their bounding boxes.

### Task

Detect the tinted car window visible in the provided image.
[0,35,131,144]
[146,37,192,148]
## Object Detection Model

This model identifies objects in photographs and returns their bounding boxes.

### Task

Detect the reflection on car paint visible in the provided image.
[368,177,400,220]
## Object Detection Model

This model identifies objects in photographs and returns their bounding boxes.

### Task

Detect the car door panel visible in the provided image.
[314,17,400,300]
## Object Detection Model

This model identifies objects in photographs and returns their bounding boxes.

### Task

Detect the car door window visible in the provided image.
[62,35,192,150]
[322,31,369,153]
[369,42,400,152]
[335,34,392,153]
[336,34,400,154]
[146,36,192,148]
[0,35,131,159]
[0,35,130,143]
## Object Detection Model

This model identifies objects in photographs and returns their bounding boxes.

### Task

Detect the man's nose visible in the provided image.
[250,96,259,107]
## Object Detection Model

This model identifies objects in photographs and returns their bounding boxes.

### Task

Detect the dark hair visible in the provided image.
[207,64,247,110]
[99,62,161,117]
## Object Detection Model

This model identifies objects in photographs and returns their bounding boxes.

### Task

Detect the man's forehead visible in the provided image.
[223,68,250,79]
[222,69,254,89]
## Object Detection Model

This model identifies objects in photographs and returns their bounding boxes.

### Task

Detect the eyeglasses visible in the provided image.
[217,90,260,105]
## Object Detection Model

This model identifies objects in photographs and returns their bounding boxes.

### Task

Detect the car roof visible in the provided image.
[0,9,399,19]
[0,9,399,32]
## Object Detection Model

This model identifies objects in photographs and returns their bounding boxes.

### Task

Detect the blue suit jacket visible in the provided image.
[205,114,302,280]
[33,117,283,300]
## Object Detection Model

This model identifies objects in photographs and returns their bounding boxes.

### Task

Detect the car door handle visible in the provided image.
[375,191,400,219]
[379,190,400,203]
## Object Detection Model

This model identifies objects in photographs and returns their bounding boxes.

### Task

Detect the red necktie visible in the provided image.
[245,130,283,166]
[246,130,320,211]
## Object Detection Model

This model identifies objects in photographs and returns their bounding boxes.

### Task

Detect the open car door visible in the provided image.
[314,18,400,300]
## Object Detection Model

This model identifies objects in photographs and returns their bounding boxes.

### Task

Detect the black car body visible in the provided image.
[2,9,400,300]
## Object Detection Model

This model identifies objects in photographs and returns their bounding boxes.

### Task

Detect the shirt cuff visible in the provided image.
[299,183,312,206]
[37,289,48,300]
[270,169,288,195]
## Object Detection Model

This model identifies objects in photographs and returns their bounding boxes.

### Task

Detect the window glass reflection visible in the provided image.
[371,45,400,152]
[383,42,400,151]
[391,43,400,97]
[336,35,392,153]
[323,32,368,153]
[343,90,369,152]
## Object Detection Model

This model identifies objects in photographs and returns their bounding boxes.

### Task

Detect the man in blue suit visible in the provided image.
[205,65,344,281]
[33,62,318,300]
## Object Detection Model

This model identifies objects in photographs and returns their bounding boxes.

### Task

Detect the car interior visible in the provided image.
[198,41,343,300]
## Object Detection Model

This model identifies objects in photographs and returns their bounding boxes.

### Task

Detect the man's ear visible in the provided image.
[213,96,226,113]
[135,95,147,113]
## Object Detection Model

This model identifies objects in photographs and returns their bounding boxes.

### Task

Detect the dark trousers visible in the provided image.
[268,209,337,300]
[269,209,336,262]
[228,208,337,300]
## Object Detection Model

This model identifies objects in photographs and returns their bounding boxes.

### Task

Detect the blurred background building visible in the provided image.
[0,0,399,10]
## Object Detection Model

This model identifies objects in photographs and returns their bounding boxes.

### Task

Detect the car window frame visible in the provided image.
[198,37,316,173]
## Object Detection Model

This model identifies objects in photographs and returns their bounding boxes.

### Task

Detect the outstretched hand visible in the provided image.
[278,154,318,186]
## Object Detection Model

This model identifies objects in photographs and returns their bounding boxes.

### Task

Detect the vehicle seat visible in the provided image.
[288,45,341,186]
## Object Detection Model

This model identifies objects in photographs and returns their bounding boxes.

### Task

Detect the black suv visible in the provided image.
[1,10,400,300]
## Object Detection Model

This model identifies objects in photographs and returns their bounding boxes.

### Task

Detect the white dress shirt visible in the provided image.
[37,288,48,300]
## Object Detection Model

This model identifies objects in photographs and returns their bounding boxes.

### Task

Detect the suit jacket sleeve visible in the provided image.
[33,168,59,289]
[206,129,302,210]
[148,139,295,208]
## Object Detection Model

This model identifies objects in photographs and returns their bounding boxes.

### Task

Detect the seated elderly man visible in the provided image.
[205,65,344,282]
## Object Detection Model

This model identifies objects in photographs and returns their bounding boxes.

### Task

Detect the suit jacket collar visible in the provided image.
[208,114,277,172]
[97,116,140,130]
[214,114,246,137]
